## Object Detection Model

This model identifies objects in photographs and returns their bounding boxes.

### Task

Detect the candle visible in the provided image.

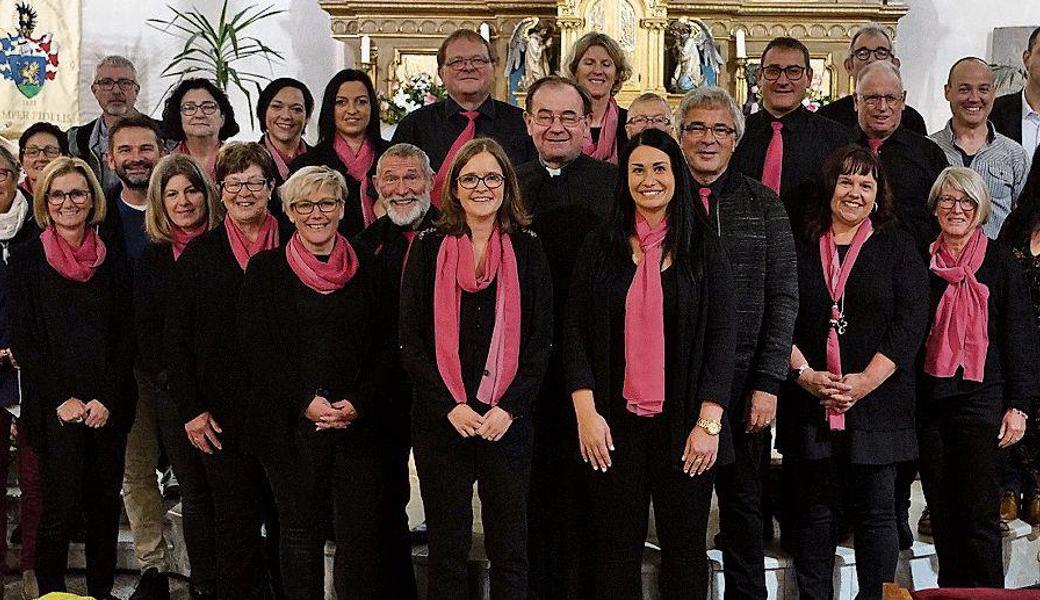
[361,35,371,64]
[479,23,491,42]
[735,29,747,60]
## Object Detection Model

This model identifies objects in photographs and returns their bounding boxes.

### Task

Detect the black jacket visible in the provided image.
[991,92,1023,143]
[237,243,389,456]
[288,137,391,237]
[133,241,178,382]
[400,228,553,440]
[10,235,135,446]
[562,228,737,466]
[0,206,41,408]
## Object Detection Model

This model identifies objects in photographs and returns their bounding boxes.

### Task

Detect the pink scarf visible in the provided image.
[333,135,377,228]
[173,141,221,182]
[41,226,106,282]
[171,223,207,261]
[225,212,280,271]
[434,228,521,406]
[819,219,873,430]
[924,228,990,382]
[285,232,358,294]
[264,134,307,181]
[582,97,620,164]
[623,213,668,416]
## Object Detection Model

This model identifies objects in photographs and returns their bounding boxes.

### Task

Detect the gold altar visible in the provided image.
[319,0,910,108]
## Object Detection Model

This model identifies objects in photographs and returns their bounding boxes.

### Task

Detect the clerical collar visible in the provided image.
[539,154,581,177]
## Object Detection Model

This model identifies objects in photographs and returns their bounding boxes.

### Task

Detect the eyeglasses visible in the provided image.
[851,46,893,62]
[936,195,978,212]
[760,65,806,81]
[0,169,13,184]
[443,57,492,71]
[530,111,585,127]
[457,173,505,189]
[680,122,737,139]
[181,101,220,116]
[291,199,342,215]
[23,145,62,159]
[46,189,91,206]
[859,93,905,108]
[93,78,138,91]
[220,179,269,194]
[627,115,672,127]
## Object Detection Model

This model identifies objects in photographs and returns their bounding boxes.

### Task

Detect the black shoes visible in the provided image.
[129,568,170,600]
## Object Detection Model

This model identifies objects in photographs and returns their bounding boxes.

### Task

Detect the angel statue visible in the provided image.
[505,17,556,94]
[668,18,724,93]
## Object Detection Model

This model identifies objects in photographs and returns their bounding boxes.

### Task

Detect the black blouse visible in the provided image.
[563,229,737,466]
[780,227,928,464]
[399,228,554,440]
[920,241,1040,419]
[10,236,135,442]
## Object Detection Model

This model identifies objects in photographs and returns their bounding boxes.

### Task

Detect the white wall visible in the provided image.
[78,0,349,142]
[897,0,1040,134]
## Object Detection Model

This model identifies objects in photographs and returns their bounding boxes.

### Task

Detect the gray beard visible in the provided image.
[385,195,430,228]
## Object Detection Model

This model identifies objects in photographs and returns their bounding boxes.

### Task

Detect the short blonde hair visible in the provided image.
[565,32,633,97]
[278,166,348,214]
[927,166,992,229]
[145,154,222,244]
[32,157,106,229]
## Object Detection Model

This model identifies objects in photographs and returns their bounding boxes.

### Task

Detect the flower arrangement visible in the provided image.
[379,72,447,125]
[802,86,834,112]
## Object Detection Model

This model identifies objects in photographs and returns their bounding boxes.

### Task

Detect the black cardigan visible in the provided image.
[237,244,389,455]
[10,235,135,444]
[0,209,41,408]
[399,228,554,435]
[288,137,391,238]
[134,241,177,382]
[562,228,737,466]
[920,240,1040,416]
[164,223,284,443]
[780,227,928,463]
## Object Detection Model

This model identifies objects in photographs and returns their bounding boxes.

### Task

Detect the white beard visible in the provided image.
[384,194,431,228]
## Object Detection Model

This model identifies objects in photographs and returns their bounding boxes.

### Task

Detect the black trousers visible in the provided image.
[263,422,416,600]
[153,383,218,594]
[200,445,281,600]
[784,449,898,600]
[917,397,1003,588]
[414,414,533,600]
[35,416,127,597]
[716,424,770,600]
[585,412,714,600]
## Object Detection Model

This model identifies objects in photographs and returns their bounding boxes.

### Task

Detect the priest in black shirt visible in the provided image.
[731,37,854,228]
[514,75,617,600]
[391,29,534,203]
[817,23,928,136]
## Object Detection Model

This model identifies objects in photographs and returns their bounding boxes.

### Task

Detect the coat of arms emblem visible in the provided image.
[0,2,59,99]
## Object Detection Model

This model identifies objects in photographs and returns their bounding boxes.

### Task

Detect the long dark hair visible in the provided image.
[316,69,381,147]
[161,78,241,142]
[256,77,315,134]
[999,150,1040,245]
[801,144,897,242]
[605,128,706,279]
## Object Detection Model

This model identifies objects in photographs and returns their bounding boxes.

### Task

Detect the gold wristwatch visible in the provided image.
[696,418,722,436]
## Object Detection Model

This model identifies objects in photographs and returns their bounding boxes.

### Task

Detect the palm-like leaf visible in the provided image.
[148,0,286,127]
[991,63,1028,91]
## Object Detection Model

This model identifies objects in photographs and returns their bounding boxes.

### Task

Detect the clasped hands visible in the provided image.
[447,404,512,441]
[305,395,358,431]
[57,397,109,428]
[797,368,877,413]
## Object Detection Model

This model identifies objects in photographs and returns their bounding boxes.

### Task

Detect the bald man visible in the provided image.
[929,57,1028,238]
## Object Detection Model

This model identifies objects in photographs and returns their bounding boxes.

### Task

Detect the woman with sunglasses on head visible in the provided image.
[9,157,133,600]
[400,137,553,599]
[919,167,1038,588]
[291,69,389,237]
[161,79,241,183]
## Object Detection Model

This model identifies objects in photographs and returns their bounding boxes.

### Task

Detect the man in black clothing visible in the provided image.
[731,37,855,229]
[678,86,798,600]
[817,23,928,135]
[102,115,163,264]
[391,29,534,185]
[514,76,617,600]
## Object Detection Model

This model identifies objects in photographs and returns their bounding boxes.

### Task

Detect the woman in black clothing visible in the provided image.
[10,157,133,599]
[782,145,928,600]
[239,165,414,600]
[290,69,390,237]
[136,153,222,598]
[562,129,735,600]
[161,78,241,182]
[565,32,632,164]
[256,78,315,186]
[18,121,69,197]
[918,166,1036,588]
[400,138,553,600]
[165,143,285,600]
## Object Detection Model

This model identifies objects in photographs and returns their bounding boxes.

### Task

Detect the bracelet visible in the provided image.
[1010,408,1029,420]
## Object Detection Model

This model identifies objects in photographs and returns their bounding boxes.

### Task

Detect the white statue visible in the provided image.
[669,18,724,92]
[505,17,555,92]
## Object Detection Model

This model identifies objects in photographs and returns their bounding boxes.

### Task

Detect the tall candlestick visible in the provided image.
[361,35,372,64]
[735,29,747,60]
